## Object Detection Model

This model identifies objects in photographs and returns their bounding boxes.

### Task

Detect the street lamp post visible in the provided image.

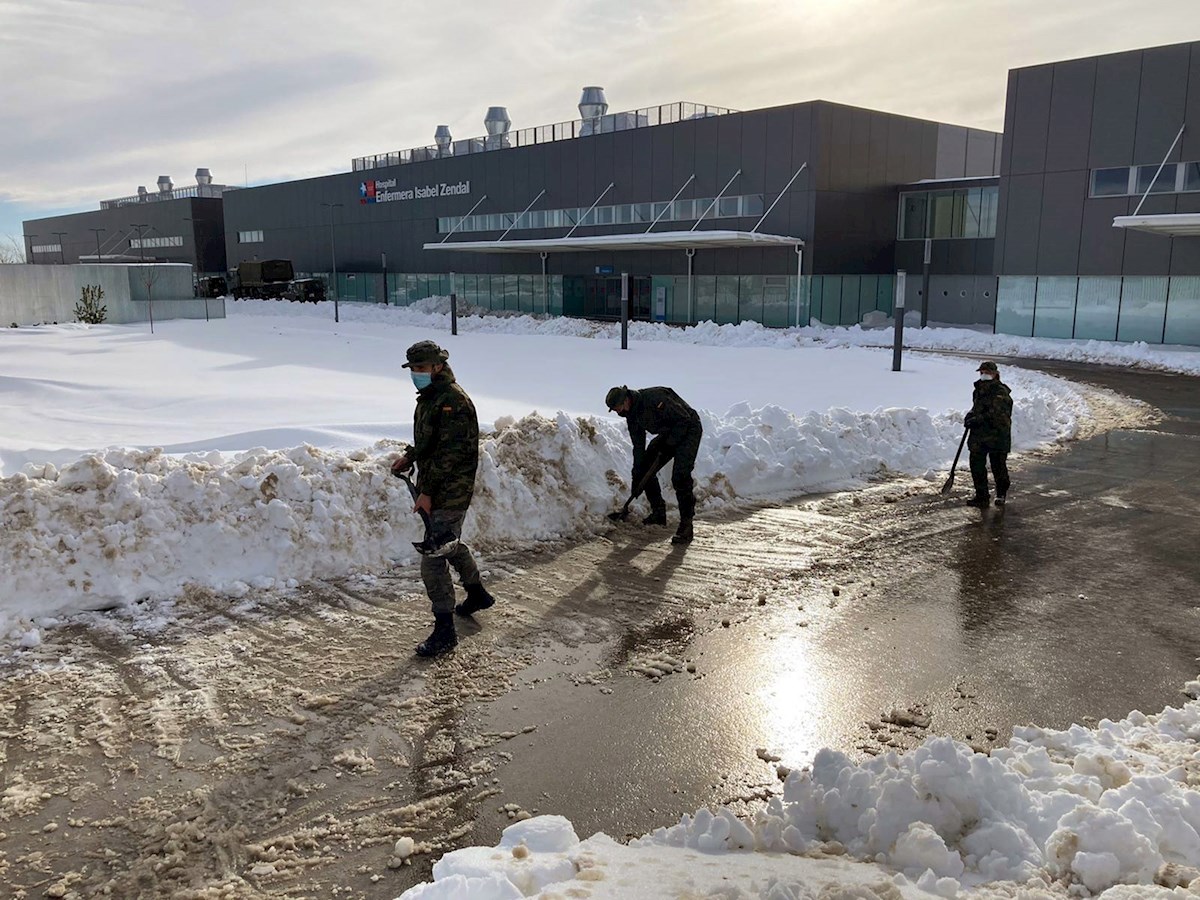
[88,228,105,266]
[52,232,67,265]
[321,202,344,323]
[131,223,155,334]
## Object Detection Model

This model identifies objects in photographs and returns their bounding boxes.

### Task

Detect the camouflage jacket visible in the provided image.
[404,365,479,511]
[967,378,1013,453]
[625,387,701,466]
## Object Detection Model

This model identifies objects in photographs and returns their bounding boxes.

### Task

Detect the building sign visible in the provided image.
[359,178,471,204]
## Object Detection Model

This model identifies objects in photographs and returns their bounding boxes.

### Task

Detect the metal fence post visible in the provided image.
[893,270,906,372]
[620,272,629,350]
[450,271,458,336]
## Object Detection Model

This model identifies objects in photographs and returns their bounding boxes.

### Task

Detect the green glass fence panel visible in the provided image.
[1164,276,1200,346]
[876,274,895,315]
[503,275,519,310]
[822,277,844,326]
[762,276,789,328]
[995,276,1035,337]
[839,276,860,326]
[739,275,763,324]
[809,276,824,325]
[549,275,564,316]
[1033,277,1077,339]
[695,276,716,323]
[517,275,535,313]
[715,276,739,324]
[1117,276,1169,344]
[858,275,878,322]
[1073,277,1120,341]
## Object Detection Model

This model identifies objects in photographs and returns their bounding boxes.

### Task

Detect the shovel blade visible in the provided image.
[940,473,955,494]
[606,510,628,522]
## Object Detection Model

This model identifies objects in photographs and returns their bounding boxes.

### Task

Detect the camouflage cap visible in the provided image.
[402,340,449,368]
[605,385,630,410]
[976,360,999,373]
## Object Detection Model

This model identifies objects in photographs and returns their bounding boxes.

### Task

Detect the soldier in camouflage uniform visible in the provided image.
[605,385,704,545]
[964,360,1013,508]
[391,341,495,657]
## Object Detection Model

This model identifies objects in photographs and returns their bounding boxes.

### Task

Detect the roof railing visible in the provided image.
[351,101,737,173]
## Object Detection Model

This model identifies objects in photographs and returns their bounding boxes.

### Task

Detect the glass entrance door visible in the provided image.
[582,275,651,319]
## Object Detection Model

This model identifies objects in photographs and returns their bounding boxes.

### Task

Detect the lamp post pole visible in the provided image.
[321,202,343,323]
[131,223,155,334]
[52,232,67,264]
[88,228,105,266]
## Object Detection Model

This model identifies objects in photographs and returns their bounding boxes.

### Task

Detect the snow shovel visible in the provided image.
[607,453,669,522]
[393,469,461,558]
[940,427,969,495]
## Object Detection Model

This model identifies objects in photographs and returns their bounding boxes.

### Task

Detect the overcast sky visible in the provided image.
[2,0,1196,248]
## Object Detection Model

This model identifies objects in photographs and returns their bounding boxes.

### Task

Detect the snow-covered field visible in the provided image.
[0,300,1087,629]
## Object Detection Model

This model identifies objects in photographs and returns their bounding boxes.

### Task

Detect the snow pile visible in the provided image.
[1,377,1081,627]
[401,694,1200,898]
[248,299,1200,374]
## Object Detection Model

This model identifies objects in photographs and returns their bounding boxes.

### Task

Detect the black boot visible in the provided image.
[671,520,694,545]
[415,614,457,657]
[965,494,990,508]
[455,583,495,617]
[642,508,667,526]
[994,494,1006,507]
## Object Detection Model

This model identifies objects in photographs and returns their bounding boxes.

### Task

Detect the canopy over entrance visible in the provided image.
[1112,213,1200,238]
[423,229,804,253]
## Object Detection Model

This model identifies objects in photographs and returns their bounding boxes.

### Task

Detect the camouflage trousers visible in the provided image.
[420,509,482,615]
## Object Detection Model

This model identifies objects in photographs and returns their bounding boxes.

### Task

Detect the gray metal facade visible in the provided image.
[23,197,227,273]
[995,40,1200,277]
[221,100,999,281]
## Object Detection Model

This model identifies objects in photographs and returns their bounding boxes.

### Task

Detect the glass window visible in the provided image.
[1074,276,1121,341]
[962,188,983,239]
[579,208,596,226]
[1164,277,1200,345]
[900,193,928,240]
[632,203,652,223]
[651,201,670,222]
[979,186,998,238]
[694,199,715,220]
[1092,167,1131,197]
[1033,277,1077,339]
[1117,276,1169,343]
[1185,162,1200,192]
[563,208,579,226]
[929,191,957,238]
[718,196,740,217]
[615,204,633,224]
[694,275,716,322]
[741,194,764,217]
[673,199,696,220]
[995,276,1036,337]
[740,274,764,324]
[484,213,503,231]
[1136,164,1177,194]
[595,205,614,225]
[526,210,545,229]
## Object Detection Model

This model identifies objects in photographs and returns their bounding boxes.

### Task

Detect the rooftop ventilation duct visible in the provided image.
[579,86,608,121]
[137,185,148,201]
[484,106,511,150]
[195,168,213,186]
[434,125,452,154]
[157,175,173,194]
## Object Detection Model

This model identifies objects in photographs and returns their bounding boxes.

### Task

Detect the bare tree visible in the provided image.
[0,234,26,264]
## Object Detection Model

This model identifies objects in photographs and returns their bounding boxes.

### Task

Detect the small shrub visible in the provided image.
[75,284,107,324]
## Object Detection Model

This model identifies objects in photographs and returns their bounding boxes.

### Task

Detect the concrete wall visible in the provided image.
[0,264,225,326]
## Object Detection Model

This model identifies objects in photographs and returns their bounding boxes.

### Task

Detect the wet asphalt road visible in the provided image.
[471,360,1200,845]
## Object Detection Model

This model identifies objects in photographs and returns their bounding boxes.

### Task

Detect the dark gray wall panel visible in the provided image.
[867,113,889,187]
[1009,65,1052,175]
[670,119,697,199]
[999,72,1018,177]
[738,109,768,195]
[1088,50,1142,167]
[998,174,1044,273]
[1036,170,1087,274]
[764,107,795,191]
[935,124,968,179]
[850,108,872,187]
[1133,43,1189,164]
[1044,57,1096,172]
[716,112,744,195]
[1183,43,1200,160]
[1077,199,1129,275]
[965,129,997,177]
[693,115,720,197]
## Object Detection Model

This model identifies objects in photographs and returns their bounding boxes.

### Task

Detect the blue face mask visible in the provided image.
[411,372,433,390]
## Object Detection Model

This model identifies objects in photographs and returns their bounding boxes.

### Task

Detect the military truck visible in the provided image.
[233,259,294,299]
[285,278,327,303]
[197,276,227,298]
